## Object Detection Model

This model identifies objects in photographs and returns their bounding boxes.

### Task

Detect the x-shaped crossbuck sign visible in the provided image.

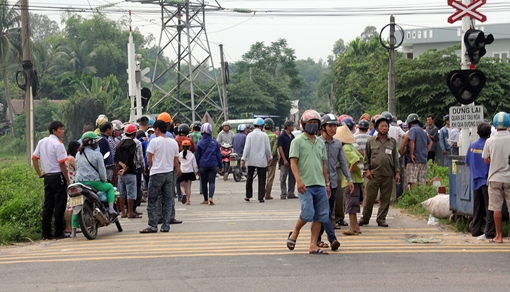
[447,0,487,24]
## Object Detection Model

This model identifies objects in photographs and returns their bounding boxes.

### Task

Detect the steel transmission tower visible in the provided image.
[129,0,224,122]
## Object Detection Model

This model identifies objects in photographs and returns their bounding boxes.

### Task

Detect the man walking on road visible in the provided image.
[481,112,510,243]
[264,118,278,200]
[278,120,297,199]
[242,118,272,202]
[32,121,71,240]
[286,110,331,254]
[359,115,400,228]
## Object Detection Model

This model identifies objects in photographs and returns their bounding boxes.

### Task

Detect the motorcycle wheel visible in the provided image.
[115,218,123,232]
[78,202,98,240]
[223,162,229,181]
[233,167,242,182]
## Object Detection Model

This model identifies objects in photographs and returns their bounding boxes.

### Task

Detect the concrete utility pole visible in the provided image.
[20,0,34,164]
[388,15,396,115]
[219,44,228,121]
[329,84,334,113]
[127,12,137,123]
[459,0,472,155]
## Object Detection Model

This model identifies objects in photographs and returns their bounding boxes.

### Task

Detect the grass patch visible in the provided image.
[395,185,439,218]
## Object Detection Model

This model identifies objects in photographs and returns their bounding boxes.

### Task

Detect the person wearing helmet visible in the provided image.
[316,113,353,250]
[175,124,195,153]
[95,114,108,135]
[279,120,297,199]
[150,112,174,140]
[369,114,380,136]
[242,117,272,203]
[286,110,332,254]
[98,122,115,182]
[32,121,71,239]
[438,114,452,166]
[263,118,278,200]
[140,120,181,233]
[341,117,356,134]
[233,124,248,157]
[115,124,142,219]
[75,131,118,218]
[482,112,510,243]
[359,115,400,228]
[401,122,409,132]
[190,121,202,145]
[402,113,432,189]
[217,121,234,147]
[178,140,199,205]
[353,119,371,210]
[195,123,223,205]
[148,117,155,127]
[465,122,494,240]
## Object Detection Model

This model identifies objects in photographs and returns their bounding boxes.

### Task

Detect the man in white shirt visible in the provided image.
[242,118,272,202]
[140,120,181,233]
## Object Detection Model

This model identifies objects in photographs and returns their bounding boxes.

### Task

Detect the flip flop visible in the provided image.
[488,239,503,243]
[317,241,329,248]
[139,227,157,233]
[128,214,142,219]
[343,229,358,236]
[287,231,296,250]
[309,249,329,255]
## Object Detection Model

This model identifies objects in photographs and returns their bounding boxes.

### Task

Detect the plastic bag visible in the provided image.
[427,214,439,225]
[421,194,452,218]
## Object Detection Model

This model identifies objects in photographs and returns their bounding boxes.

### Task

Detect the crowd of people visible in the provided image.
[31,108,509,247]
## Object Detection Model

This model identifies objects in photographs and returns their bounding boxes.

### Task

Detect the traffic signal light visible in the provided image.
[446,69,486,105]
[464,29,494,65]
[141,87,151,107]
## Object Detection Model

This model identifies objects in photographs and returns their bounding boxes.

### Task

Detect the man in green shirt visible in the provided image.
[286,110,331,255]
[264,118,279,200]
[190,122,202,146]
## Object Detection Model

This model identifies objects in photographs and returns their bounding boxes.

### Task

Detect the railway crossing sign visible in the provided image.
[447,0,487,24]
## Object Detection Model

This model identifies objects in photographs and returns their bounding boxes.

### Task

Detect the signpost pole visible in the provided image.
[459,0,472,156]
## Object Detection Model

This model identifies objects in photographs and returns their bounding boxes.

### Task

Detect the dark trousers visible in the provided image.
[246,166,267,201]
[42,174,67,239]
[134,168,142,210]
[472,185,495,238]
[200,167,218,200]
[318,187,338,244]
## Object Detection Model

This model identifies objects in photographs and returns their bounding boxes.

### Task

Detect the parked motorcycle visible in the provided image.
[231,153,256,182]
[67,183,122,240]
[220,143,233,181]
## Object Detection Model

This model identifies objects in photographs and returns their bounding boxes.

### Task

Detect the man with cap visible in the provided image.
[401,113,432,189]
[359,115,400,228]
[264,118,279,200]
[439,114,452,166]
[278,120,297,199]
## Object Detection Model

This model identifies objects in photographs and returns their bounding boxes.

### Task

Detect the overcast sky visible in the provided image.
[31,0,509,63]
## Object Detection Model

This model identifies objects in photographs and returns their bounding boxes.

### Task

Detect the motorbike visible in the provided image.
[67,183,122,240]
[220,143,233,181]
[231,153,257,182]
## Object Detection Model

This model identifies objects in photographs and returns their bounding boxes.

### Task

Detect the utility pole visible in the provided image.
[127,11,137,123]
[459,0,472,155]
[388,15,396,115]
[20,0,34,164]
[329,83,334,113]
[219,44,228,121]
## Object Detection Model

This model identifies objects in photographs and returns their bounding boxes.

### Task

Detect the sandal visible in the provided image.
[139,227,157,233]
[128,214,142,219]
[200,201,208,204]
[343,229,358,236]
[287,231,296,250]
[309,249,329,255]
[186,201,190,205]
[317,241,329,248]
[209,199,215,205]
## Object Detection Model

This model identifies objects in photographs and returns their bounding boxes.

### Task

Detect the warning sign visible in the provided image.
[449,105,484,128]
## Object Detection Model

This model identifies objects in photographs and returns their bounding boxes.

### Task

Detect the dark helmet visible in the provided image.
[178,123,190,135]
[192,121,201,131]
[358,119,369,130]
[477,122,491,138]
[375,115,389,128]
[406,113,420,124]
[283,120,294,129]
[380,111,393,122]
[321,113,338,128]
[341,117,355,131]
[263,118,274,129]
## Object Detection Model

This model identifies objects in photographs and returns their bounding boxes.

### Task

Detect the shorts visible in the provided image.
[298,185,329,223]
[487,181,510,212]
[344,184,362,214]
[405,163,426,184]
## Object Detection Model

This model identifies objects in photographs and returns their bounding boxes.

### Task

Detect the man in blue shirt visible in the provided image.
[232,124,247,157]
[405,113,432,189]
[98,122,115,182]
[465,122,495,240]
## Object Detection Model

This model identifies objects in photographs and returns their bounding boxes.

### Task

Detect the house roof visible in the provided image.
[10,99,66,115]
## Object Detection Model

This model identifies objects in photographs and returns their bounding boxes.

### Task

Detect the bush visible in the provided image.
[395,185,439,217]
[0,164,44,244]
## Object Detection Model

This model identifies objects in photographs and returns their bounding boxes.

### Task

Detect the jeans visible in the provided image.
[148,172,174,230]
[200,167,218,201]
[318,187,338,244]
[42,174,67,239]
[246,166,267,201]
[280,164,296,198]
[118,173,137,200]
[298,185,329,223]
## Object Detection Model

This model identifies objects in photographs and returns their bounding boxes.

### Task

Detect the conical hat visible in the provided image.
[334,125,355,144]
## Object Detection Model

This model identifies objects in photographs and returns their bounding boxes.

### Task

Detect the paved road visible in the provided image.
[1,173,510,291]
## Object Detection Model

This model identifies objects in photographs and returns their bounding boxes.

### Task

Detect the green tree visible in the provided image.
[29,13,60,42]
